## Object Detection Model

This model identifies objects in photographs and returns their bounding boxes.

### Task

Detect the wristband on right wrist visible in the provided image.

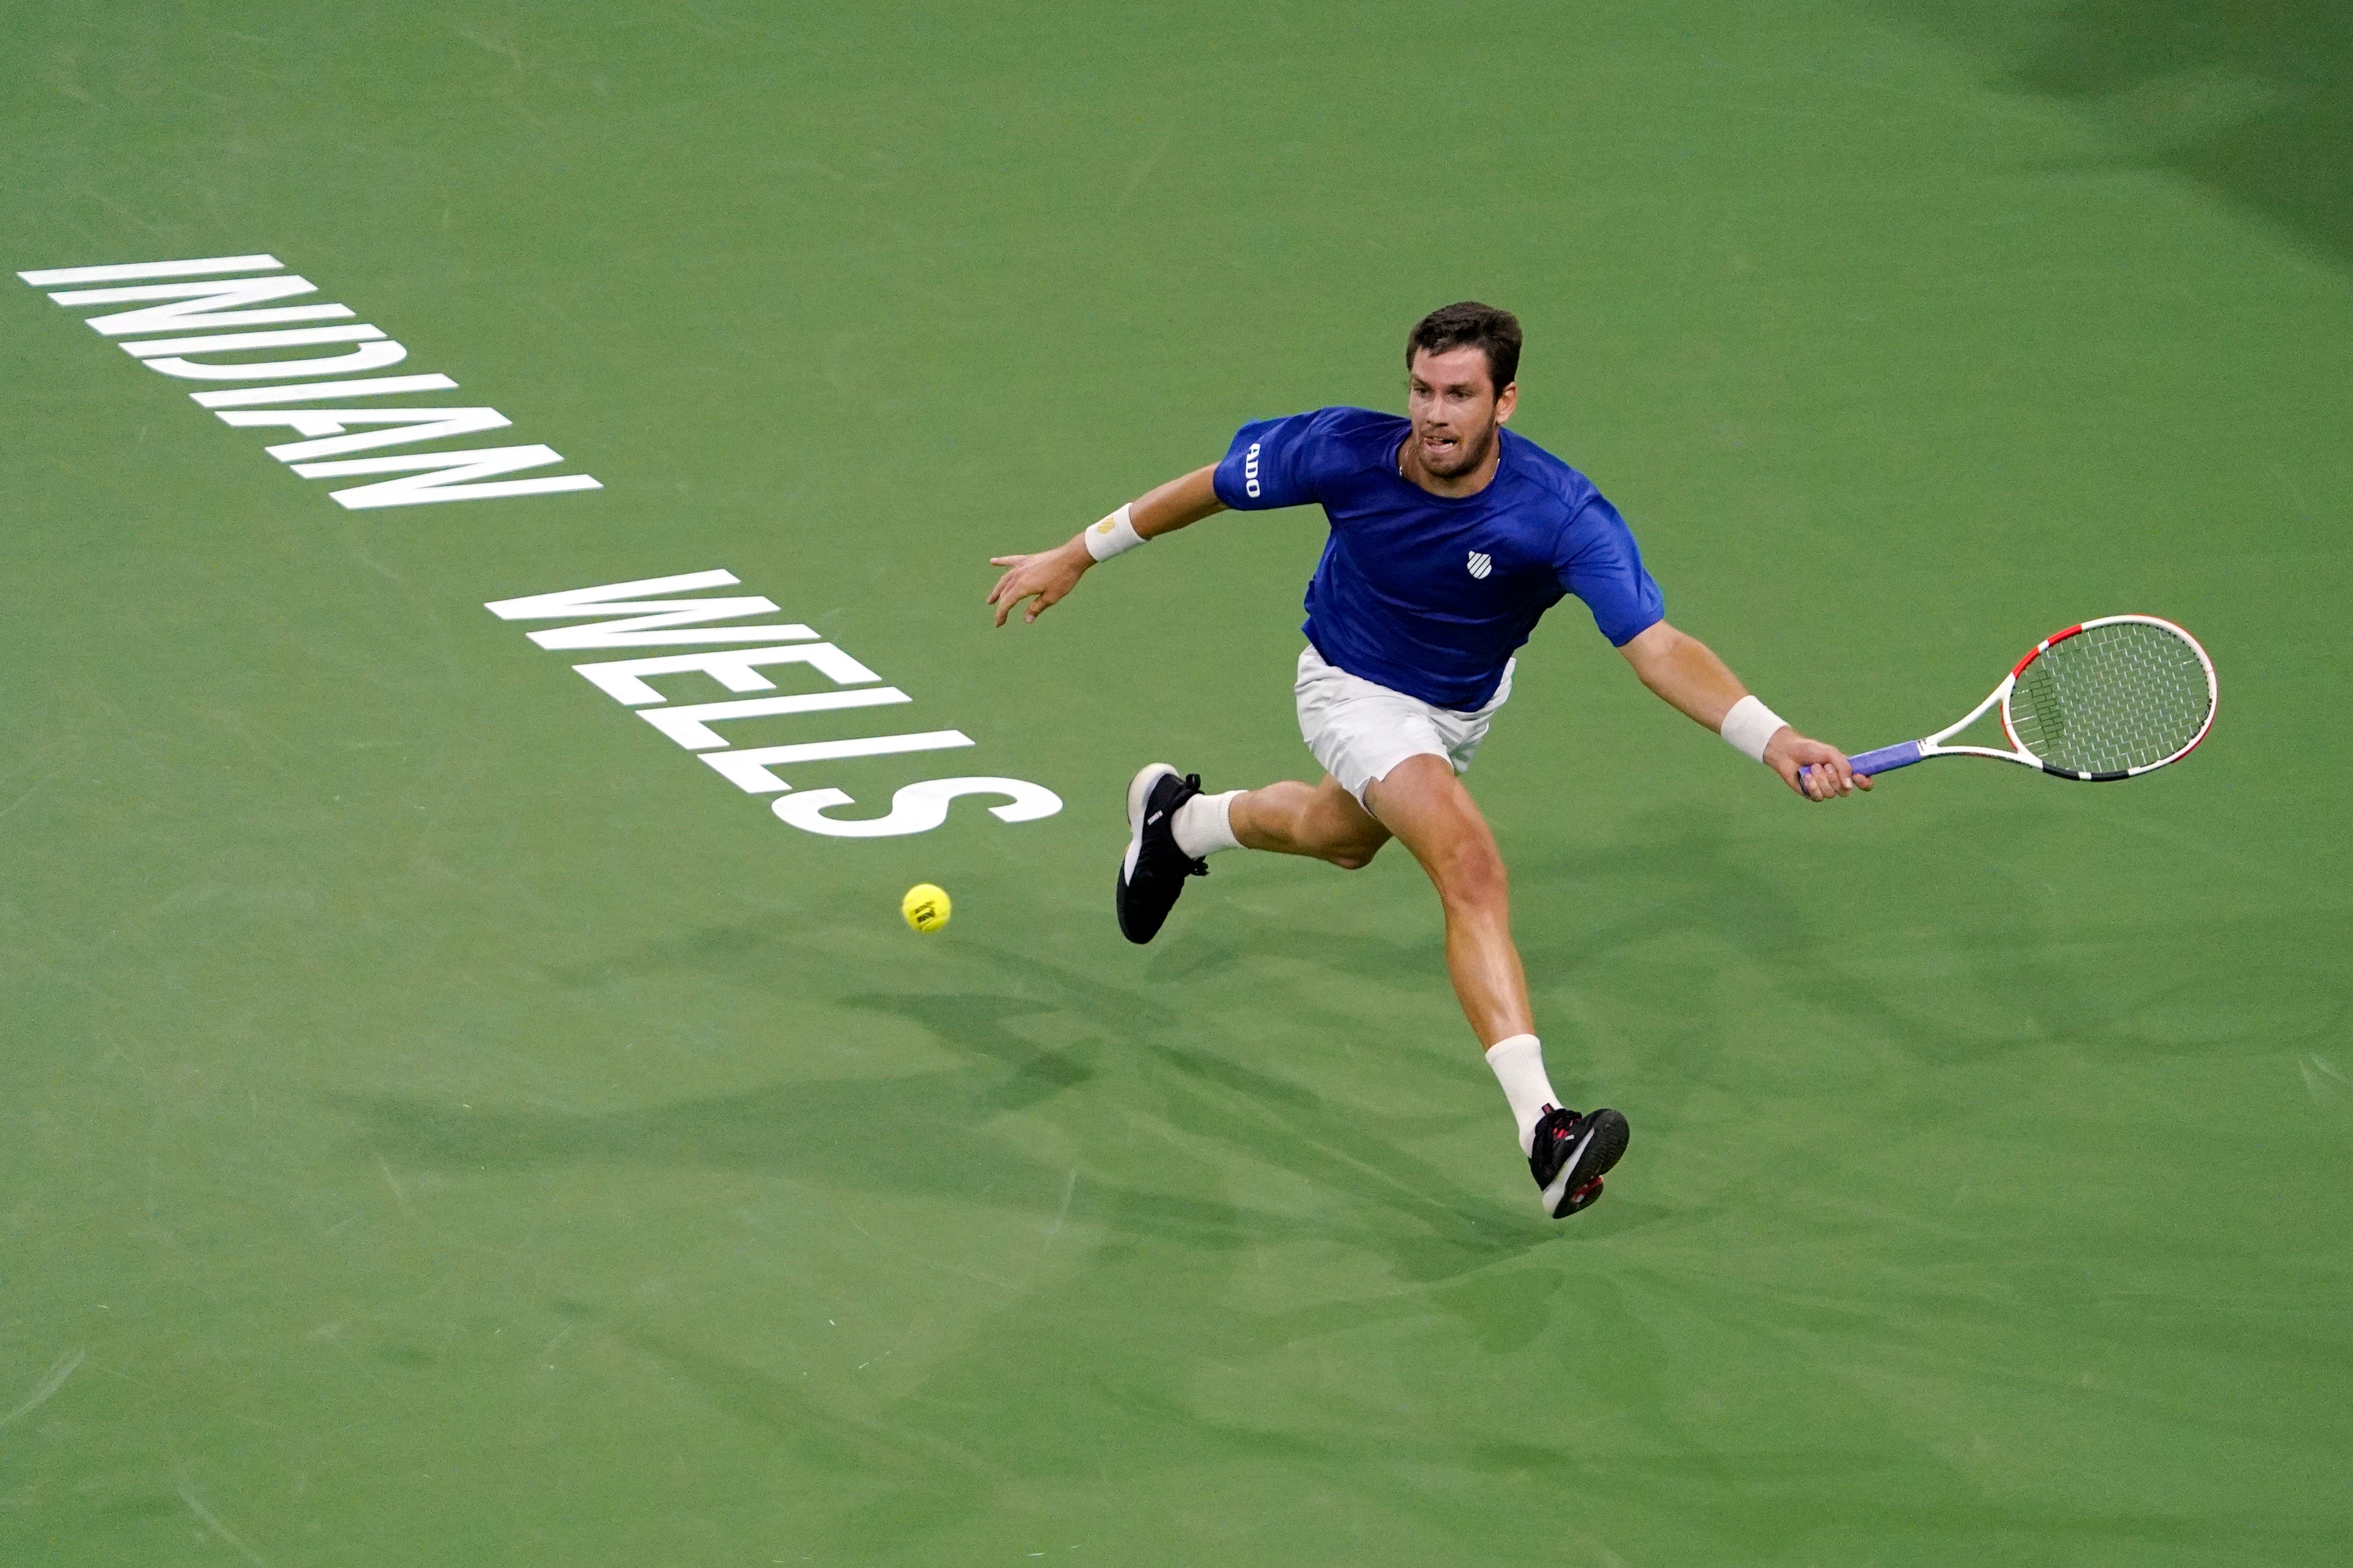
[1081,502,1146,562]
[1719,694,1789,764]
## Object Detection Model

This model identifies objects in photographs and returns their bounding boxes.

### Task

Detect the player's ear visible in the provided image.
[1494,381,1517,422]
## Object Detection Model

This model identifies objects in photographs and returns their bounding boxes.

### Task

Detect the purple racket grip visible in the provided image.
[1799,740,1924,789]
[1846,740,1927,776]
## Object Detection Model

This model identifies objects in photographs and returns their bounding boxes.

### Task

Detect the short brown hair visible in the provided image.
[1406,302,1521,395]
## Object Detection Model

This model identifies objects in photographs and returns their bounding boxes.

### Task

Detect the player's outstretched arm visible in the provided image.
[1615,621,1868,802]
[986,465,1227,627]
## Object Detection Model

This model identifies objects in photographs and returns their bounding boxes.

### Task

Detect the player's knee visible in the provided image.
[1319,820,1386,869]
[1304,796,1384,869]
[1433,840,1508,908]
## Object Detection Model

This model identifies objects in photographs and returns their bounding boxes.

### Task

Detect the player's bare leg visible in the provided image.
[1228,775,1391,870]
[1353,756,1531,1041]
[1117,768,1387,942]
[1361,755,1626,1217]
[1144,755,1626,1216]
[1225,757,1533,1038]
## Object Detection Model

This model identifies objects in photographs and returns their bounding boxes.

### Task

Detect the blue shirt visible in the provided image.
[1211,406,1665,709]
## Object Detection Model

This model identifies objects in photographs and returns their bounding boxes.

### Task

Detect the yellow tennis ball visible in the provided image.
[901,883,951,933]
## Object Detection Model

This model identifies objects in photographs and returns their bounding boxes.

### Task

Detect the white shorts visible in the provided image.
[1294,644,1513,807]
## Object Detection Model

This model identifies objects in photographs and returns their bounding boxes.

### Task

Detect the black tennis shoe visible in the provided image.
[1116,763,1209,944]
[1529,1104,1629,1218]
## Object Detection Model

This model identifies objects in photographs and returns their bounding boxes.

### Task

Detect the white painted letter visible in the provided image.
[212,408,514,462]
[18,254,283,287]
[55,276,350,336]
[292,445,599,509]
[773,777,1064,836]
[140,340,411,381]
[700,732,975,795]
[124,324,383,358]
[640,686,911,750]
[485,572,813,648]
[192,374,459,408]
[573,645,882,706]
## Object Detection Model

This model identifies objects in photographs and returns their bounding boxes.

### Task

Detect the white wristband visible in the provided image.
[1719,694,1789,764]
[1081,503,1147,562]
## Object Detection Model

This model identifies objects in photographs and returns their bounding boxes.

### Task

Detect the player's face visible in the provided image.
[1407,347,1517,479]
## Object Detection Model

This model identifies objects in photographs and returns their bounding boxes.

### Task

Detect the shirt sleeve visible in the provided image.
[1212,407,1359,511]
[1554,494,1666,646]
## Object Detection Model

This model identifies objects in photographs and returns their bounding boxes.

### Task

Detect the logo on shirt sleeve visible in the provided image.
[1244,442,1262,499]
[1466,550,1493,580]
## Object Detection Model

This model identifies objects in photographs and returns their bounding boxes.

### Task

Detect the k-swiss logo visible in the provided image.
[1466,550,1494,580]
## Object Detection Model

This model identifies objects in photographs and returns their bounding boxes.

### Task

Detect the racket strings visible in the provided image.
[2007,622,2211,773]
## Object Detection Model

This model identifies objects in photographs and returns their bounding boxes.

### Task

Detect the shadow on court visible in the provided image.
[330,904,1547,1276]
[1888,0,2353,265]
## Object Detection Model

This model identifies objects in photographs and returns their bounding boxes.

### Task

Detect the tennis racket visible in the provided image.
[1805,614,2217,786]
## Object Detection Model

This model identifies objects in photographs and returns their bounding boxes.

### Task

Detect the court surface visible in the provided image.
[4,3,2348,1563]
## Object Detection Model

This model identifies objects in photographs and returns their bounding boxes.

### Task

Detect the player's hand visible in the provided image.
[986,538,1092,627]
[1765,729,1872,801]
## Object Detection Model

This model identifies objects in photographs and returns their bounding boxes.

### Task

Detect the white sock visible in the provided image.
[1484,1034,1561,1157]
[1171,789,1242,859]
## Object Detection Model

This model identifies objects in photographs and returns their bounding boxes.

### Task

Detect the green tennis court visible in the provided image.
[4,3,2347,1562]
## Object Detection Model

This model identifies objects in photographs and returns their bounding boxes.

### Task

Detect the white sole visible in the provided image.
[1122,763,1176,885]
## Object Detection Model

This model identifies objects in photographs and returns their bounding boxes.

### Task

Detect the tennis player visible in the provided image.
[986,303,1865,1219]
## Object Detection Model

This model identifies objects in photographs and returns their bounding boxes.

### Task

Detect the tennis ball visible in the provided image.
[901,883,951,934]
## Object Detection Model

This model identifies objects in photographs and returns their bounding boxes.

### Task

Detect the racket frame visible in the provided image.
[1841,614,2217,783]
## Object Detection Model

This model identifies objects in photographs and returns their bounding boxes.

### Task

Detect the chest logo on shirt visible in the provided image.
[1466,550,1494,580]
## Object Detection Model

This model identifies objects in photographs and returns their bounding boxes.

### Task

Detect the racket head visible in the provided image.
[1998,614,2217,780]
